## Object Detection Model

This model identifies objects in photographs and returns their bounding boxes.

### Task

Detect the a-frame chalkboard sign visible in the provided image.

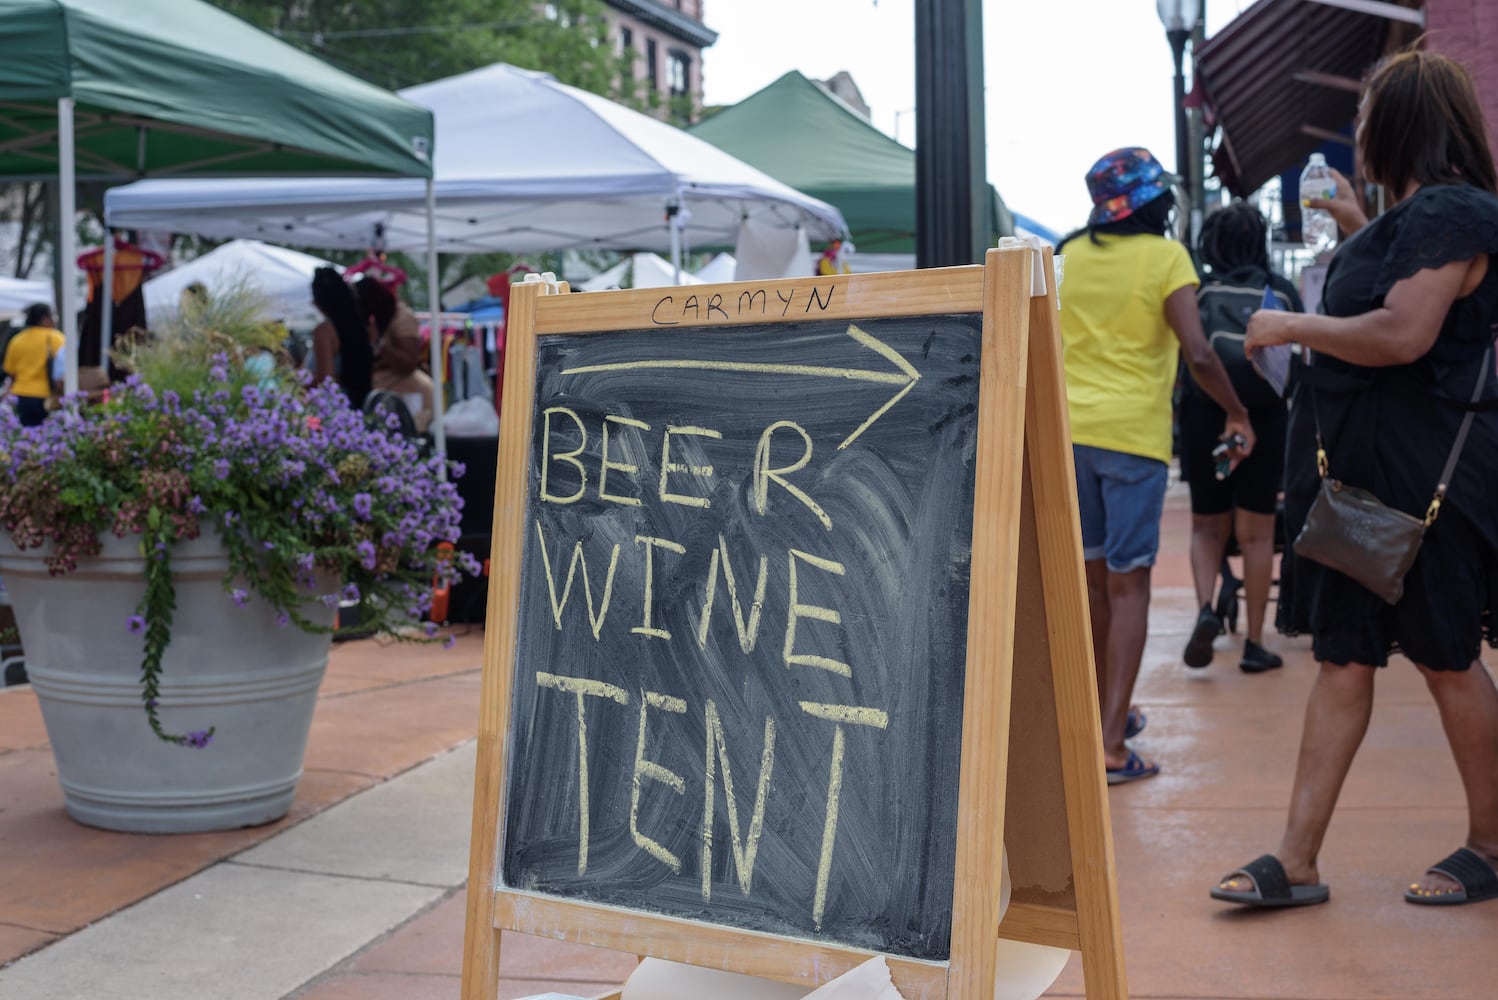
[462,244,1127,1000]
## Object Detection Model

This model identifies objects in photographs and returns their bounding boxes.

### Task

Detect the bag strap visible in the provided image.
[1426,345,1492,525]
[1313,345,1492,525]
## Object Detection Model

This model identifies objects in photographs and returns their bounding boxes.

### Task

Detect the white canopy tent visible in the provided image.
[692,252,737,284]
[0,277,54,318]
[104,64,848,281]
[579,253,706,292]
[142,239,337,331]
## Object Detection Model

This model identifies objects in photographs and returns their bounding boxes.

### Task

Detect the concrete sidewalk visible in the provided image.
[2,484,1496,998]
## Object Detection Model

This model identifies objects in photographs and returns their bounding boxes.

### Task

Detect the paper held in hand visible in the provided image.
[1249,284,1291,397]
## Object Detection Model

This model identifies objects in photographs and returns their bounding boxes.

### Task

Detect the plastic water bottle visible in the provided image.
[1300,153,1338,253]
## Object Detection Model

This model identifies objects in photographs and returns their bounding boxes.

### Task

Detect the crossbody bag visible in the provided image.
[1293,346,1491,605]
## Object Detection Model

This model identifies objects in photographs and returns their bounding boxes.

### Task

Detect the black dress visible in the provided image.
[1277,184,1498,671]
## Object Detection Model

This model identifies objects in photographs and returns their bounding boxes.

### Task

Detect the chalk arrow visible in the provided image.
[559,323,920,449]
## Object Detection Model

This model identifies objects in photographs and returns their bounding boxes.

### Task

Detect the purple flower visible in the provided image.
[276,612,290,627]
[443,633,457,649]
[0,357,481,752]
[341,583,360,603]
[183,730,214,749]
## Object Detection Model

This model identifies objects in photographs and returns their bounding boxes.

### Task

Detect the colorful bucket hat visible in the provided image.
[1085,147,1181,226]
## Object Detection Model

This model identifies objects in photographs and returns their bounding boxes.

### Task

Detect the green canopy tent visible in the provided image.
[688,70,1011,256]
[0,0,435,416]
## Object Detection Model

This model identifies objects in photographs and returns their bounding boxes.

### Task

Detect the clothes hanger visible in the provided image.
[76,236,165,274]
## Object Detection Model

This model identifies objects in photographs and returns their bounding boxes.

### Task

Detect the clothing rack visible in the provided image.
[415,311,505,411]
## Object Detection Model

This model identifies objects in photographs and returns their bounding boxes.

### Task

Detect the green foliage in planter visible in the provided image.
[1,281,476,746]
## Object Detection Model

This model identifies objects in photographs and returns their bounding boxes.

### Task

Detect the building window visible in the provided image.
[668,51,690,97]
[646,39,659,89]
[618,25,633,59]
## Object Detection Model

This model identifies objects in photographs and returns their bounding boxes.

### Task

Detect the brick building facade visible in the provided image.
[1426,0,1498,157]
[600,0,717,122]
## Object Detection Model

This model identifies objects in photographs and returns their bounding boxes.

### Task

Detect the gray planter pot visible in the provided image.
[0,531,335,833]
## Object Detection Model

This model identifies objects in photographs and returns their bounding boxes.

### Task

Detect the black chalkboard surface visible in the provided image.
[501,314,983,960]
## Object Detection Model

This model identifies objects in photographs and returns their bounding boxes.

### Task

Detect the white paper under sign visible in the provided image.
[799,956,905,1000]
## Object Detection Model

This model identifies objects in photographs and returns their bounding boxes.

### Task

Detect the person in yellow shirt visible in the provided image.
[2,304,63,427]
[1057,147,1254,784]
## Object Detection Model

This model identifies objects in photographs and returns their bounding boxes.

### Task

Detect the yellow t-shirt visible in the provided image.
[2,326,64,399]
[1058,233,1199,464]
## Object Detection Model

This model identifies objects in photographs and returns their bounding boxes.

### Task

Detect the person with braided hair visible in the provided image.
[1179,203,1302,673]
[310,267,373,412]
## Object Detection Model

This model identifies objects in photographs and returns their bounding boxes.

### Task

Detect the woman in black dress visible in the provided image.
[1211,50,1498,909]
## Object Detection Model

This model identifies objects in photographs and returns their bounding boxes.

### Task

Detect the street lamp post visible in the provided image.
[1157,0,1202,214]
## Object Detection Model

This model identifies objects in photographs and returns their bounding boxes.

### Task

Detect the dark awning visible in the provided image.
[1195,0,1419,197]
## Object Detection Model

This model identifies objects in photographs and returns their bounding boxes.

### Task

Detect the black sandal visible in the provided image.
[1405,847,1498,906]
[1210,854,1330,908]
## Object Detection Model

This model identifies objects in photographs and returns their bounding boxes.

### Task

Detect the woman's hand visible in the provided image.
[1245,308,1296,358]
[1305,167,1369,237]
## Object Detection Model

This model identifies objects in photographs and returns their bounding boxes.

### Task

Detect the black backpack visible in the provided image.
[1197,277,1292,409]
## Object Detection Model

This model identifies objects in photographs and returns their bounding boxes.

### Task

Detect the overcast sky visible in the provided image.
[700,0,1246,237]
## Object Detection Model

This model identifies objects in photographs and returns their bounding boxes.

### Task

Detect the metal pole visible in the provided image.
[667,200,682,284]
[57,98,79,396]
[425,177,446,461]
[1189,1,1208,247]
[100,229,115,373]
[915,0,988,268]
[1168,28,1192,241]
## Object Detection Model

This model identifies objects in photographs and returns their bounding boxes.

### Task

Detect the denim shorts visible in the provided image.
[1072,444,1169,573]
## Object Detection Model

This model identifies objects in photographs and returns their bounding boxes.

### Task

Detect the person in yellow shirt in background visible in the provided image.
[1058,147,1254,784]
[2,304,63,428]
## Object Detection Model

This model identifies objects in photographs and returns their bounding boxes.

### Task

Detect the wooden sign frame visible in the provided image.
[462,245,1126,999]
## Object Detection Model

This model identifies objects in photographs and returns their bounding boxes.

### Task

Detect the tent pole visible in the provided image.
[668,199,682,284]
[58,98,79,396]
[100,229,115,375]
[425,177,446,461]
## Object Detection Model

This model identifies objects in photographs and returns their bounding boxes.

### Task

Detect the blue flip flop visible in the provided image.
[1106,749,1159,785]
[1126,708,1147,740]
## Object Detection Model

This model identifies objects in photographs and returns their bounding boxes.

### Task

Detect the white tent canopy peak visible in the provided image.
[104,63,848,258]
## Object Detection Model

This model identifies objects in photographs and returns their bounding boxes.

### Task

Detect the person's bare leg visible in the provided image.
[1100,566,1152,771]
[1408,660,1498,898]
[1219,660,1375,891]
[1086,558,1110,710]
[1233,509,1277,645]
[1190,512,1232,611]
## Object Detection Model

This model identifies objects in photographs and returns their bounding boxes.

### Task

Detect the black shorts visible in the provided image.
[1179,389,1287,516]
[14,395,47,427]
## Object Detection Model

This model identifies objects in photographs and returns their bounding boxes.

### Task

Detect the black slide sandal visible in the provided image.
[1405,847,1498,906]
[1210,854,1330,908]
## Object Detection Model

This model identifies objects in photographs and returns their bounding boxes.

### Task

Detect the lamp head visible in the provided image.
[1156,0,1202,33]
